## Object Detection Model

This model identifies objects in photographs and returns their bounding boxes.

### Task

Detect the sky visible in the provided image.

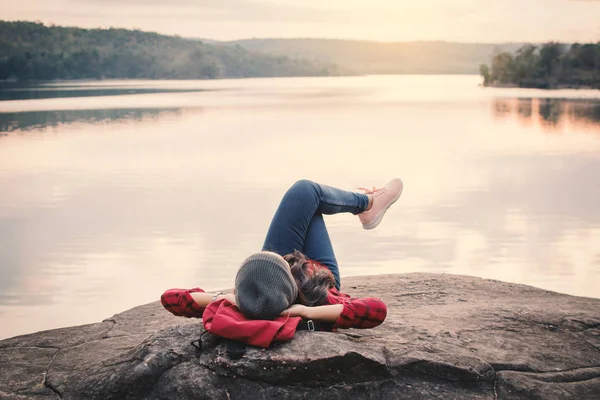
[2,0,600,43]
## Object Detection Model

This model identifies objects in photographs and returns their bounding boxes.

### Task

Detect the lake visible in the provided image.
[1,75,599,340]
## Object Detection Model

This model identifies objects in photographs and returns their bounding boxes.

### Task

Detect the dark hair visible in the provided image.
[283,250,335,307]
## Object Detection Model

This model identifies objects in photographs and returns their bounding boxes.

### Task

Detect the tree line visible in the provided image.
[480,42,600,89]
[0,21,340,81]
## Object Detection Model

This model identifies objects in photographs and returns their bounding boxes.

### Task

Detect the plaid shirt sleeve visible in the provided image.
[160,288,206,318]
[329,291,387,330]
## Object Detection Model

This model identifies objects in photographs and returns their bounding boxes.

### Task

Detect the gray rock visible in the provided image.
[1,273,599,399]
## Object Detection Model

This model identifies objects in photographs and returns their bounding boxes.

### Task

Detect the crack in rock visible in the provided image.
[493,377,498,400]
[43,350,62,399]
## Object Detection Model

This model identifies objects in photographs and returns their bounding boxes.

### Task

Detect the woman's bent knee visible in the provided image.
[288,179,319,196]
[292,179,315,188]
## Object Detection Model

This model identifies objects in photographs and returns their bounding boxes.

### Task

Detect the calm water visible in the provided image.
[1,75,599,339]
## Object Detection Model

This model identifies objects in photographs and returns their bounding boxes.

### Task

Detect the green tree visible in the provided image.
[513,44,539,84]
[490,52,514,84]
[538,42,564,78]
[479,64,490,85]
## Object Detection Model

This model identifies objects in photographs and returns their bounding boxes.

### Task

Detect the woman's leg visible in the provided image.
[262,180,369,286]
[302,214,341,289]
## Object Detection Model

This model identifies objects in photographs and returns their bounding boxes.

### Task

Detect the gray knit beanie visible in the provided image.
[235,252,298,320]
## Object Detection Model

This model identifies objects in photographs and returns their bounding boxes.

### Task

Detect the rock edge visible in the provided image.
[1,273,599,399]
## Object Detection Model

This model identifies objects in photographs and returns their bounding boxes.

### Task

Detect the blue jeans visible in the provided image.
[262,180,369,290]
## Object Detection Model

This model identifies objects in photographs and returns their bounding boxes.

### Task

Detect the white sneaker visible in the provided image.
[357,178,403,230]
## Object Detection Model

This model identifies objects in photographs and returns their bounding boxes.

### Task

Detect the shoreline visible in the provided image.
[483,81,599,90]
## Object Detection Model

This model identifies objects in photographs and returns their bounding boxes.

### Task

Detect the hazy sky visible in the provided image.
[3,0,600,42]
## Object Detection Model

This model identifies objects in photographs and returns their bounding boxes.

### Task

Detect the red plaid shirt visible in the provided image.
[160,262,387,330]
[161,288,386,330]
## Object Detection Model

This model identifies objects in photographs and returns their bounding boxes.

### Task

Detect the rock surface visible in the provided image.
[1,273,599,400]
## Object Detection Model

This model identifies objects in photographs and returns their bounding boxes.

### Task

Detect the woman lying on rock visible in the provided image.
[161,179,403,331]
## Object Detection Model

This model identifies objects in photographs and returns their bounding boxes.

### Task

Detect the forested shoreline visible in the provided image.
[3,21,599,87]
[0,21,340,81]
[480,42,600,89]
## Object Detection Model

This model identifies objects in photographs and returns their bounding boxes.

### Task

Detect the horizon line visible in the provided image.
[3,19,595,46]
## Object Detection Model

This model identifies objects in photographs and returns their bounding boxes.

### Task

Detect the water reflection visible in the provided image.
[0,108,183,133]
[493,98,600,132]
[0,75,599,340]
[0,83,207,101]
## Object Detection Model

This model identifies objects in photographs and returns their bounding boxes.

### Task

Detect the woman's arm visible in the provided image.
[161,288,235,318]
[190,292,236,307]
[282,298,387,328]
[333,298,387,329]
[281,304,343,323]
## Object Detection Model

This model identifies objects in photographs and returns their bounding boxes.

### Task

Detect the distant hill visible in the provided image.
[0,22,341,81]
[228,39,528,75]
